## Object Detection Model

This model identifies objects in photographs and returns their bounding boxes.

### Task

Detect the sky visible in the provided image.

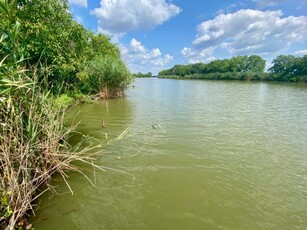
[69,0,307,75]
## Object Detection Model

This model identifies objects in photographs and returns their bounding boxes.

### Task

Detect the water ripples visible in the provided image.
[34,79,307,230]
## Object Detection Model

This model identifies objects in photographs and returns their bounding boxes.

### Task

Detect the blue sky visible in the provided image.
[69,0,307,75]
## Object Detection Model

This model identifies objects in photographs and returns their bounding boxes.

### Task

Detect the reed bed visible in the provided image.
[0,61,100,229]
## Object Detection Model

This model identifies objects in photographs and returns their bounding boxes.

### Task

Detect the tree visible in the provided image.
[296,55,307,76]
[269,55,307,81]
[1,0,80,83]
[247,55,266,72]
[229,56,249,72]
[133,72,152,78]
[269,55,297,75]
[88,33,120,59]
[1,0,133,95]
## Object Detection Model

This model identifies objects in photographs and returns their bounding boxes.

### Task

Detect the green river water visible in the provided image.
[33,78,307,230]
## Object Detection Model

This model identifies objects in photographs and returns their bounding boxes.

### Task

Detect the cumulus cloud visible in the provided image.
[91,0,181,35]
[295,49,307,55]
[121,38,173,74]
[182,9,307,62]
[69,0,87,8]
[181,47,215,63]
[129,38,146,53]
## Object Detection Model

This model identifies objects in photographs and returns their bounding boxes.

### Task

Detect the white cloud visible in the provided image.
[69,0,87,8]
[253,0,288,8]
[182,9,307,62]
[295,49,307,55]
[130,38,146,53]
[91,0,181,35]
[181,47,215,63]
[120,38,173,74]
[151,48,162,58]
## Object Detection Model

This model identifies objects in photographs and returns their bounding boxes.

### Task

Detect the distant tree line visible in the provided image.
[158,55,307,82]
[159,55,265,76]
[133,72,153,78]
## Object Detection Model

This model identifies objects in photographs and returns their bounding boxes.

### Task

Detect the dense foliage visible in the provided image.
[269,55,307,82]
[158,72,270,81]
[159,55,265,76]
[159,55,307,82]
[0,0,133,96]
[79,56,133,98]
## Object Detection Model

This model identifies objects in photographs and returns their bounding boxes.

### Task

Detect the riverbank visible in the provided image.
[158,72,307,83]
[0,70,102,229]
[0,1,132,228]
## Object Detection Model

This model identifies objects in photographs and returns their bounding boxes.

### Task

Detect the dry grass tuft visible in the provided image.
[0,65,102,229]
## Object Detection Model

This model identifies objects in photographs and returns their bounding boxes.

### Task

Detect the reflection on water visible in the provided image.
[33,79,307,230]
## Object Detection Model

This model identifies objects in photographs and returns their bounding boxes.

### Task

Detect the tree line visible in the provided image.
[133,72,153,78]
[158,55,307,82]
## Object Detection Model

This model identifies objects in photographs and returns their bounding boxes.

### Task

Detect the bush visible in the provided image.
[78,56,133,98]
[55,94,75,108]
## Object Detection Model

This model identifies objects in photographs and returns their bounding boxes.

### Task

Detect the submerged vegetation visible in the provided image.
[158,55,307,82]
[0,0,132,229]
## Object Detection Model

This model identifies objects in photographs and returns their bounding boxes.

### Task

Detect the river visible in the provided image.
[33,78,307,230]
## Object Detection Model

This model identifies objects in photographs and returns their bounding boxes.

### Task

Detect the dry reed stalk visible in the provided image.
[0,69,107,229]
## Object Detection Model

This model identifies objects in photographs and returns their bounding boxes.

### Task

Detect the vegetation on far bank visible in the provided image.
[133,72,153,78]
[158,55,307,82]
[0,0,133,229]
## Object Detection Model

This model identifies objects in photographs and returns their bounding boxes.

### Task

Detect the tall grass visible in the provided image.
[0,40,99,230]
[77,56,133,99]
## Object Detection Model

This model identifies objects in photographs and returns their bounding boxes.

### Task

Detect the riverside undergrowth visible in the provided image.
[1,1,133,227]
[0,46,101,230]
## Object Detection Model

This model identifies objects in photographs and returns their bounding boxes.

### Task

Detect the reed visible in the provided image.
[0,56,101,229]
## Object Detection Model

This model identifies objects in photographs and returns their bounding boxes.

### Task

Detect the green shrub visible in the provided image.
[55,94,74,108]
[78,56,133,98]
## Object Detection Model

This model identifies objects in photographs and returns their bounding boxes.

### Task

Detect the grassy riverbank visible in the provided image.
[1,66,80,229]
[0,1,133,229]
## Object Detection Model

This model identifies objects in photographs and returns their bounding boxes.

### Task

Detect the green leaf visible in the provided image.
[0,1,9,16]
